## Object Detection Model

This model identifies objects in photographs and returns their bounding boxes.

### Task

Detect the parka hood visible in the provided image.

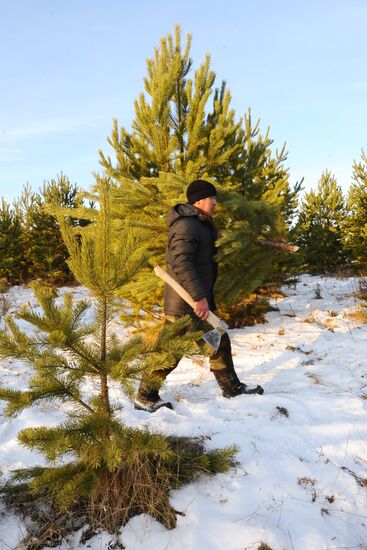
[167,203,209,227]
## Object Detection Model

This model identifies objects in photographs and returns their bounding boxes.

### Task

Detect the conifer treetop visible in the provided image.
[98,25,301,312]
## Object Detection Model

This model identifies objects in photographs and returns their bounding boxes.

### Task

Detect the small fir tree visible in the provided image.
[345,150,367,268]
[295,171,350,273]
[99,26,300,317]
[0,177,236,546]
[26,175,81,283]
[0,198,25,284]
[12,183,37,282]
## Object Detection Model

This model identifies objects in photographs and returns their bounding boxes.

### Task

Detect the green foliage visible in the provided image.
[215,183,290,302]
[3,176,82,285]
[0,178,235,542]
[99,26,301,314]
[217,291,278,328]
[11,183,36,282]
[0,198,24,284]
[53,178,148,300]
[111,315,203,393]
[346,150,367,268]
[294,171,350,273]
[26,174,80,283]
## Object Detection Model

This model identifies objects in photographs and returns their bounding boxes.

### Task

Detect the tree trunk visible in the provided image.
[100,295,111,416]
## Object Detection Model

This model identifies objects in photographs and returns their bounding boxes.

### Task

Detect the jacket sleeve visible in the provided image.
[168,218,206,301]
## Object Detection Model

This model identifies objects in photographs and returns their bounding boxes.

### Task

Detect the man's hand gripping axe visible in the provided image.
[154,266,228,352]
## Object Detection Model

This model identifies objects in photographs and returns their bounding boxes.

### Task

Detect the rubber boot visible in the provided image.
[212,369,264,398]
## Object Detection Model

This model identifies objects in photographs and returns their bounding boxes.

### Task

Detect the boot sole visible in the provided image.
[223,385,264,398]
[134,400,173,412]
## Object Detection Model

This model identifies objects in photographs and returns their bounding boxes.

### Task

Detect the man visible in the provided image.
[134,179,264,412]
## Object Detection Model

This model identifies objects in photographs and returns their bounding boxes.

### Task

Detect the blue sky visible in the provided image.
[1,0,366,203]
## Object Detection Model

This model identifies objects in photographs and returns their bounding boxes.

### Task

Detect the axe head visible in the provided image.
[203,327,226,352]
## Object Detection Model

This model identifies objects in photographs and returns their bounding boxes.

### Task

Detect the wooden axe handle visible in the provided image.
[154,266,225,329]
[254,238,299,253]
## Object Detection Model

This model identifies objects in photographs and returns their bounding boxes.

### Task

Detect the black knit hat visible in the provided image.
[186,179,217,204]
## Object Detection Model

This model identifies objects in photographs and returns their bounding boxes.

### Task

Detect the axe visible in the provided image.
[154,265,228,352]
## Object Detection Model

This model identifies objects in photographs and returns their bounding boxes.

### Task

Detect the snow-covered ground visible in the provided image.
[1,275,367,550]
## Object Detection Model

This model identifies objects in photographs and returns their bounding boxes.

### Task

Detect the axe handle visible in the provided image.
[154,266,224,329]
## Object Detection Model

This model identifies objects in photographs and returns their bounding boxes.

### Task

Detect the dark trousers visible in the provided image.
[137,314,236,399]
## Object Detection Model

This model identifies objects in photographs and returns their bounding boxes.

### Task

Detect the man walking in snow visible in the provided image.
[134,179,264,412]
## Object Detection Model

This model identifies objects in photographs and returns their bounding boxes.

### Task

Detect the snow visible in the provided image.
[1,275,367,550]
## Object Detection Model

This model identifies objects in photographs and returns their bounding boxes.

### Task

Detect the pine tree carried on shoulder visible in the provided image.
[0,177,236,548]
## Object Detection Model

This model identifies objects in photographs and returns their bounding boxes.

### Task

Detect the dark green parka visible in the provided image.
[164,204,218,316]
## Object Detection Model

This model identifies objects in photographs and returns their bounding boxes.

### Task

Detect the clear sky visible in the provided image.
[1,0,366,203]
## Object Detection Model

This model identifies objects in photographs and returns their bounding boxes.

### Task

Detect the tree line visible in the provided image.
[0,175,80,286]
[1,155,367,290]
[294,158,367,274]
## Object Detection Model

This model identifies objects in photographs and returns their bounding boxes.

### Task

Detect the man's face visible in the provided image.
[193,196,217,216]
